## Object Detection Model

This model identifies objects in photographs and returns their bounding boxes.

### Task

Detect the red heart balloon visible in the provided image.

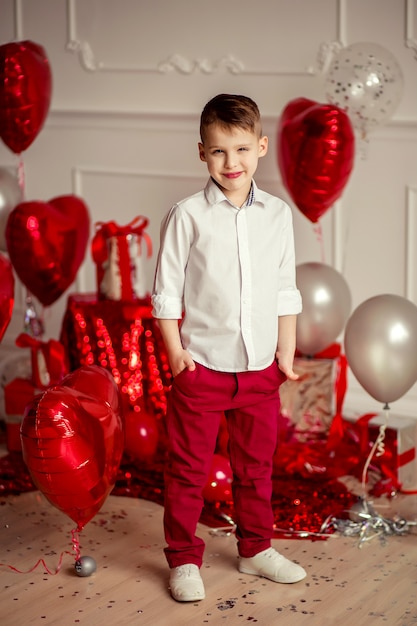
[124,410,159,461]
[5,195,90,306]
[0,40,52,154]
[0,253,14,342]
[277,98,355,223]
[21,365,124,530]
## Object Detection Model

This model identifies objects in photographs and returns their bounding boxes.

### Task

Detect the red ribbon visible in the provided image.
[274,343,349,481]
[15,333,67,388]
[91,216,152,301]
[295,342,341,360]
[276,344,414,496]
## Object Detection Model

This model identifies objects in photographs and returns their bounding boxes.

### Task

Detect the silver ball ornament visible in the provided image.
[74,555,97,577]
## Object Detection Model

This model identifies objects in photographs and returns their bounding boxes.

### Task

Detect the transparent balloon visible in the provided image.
[296,262,351,356]
[324,42,404,137]
[344,294,417,405]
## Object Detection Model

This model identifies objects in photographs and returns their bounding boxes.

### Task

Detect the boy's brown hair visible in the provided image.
[200,94,262,142]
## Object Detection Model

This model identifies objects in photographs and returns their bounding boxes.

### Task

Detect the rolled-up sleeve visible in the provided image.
[277,205,302,316]
[151,293,183,318]
[277,288,302,316]
[151,205,191,320]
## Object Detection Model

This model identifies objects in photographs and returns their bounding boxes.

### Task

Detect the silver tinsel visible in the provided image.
[321,497,417,547]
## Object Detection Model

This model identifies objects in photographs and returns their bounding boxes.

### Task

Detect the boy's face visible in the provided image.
[198,124,268,206]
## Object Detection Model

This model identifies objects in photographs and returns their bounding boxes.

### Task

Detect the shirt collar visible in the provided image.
[204,177,264,208]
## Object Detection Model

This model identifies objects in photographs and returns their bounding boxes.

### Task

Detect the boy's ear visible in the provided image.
[198,142,207,162]
[259,135,268,157]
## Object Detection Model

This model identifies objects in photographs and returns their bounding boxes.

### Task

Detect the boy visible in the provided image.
[152,94,306,602]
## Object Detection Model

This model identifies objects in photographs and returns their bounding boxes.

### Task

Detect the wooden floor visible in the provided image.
[1,488,417,626]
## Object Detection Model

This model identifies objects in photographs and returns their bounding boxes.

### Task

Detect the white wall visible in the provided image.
[0,0,416,417]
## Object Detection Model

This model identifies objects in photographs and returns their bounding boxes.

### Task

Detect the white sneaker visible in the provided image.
[239,547,307,583]
[169,564,205,602]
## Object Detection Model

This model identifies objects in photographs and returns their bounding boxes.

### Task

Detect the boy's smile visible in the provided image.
[224,172,242,179]
[198,124,268,207]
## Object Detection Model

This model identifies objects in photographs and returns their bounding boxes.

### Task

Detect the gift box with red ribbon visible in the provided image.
[91,216,152,302]
[3,333,68,451]
[4,378,41,451]
[339,412,417,493]
[279,344,347,441]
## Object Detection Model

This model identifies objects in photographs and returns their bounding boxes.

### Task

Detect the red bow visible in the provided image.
[15,333,67,389]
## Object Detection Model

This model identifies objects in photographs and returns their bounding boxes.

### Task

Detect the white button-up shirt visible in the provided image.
[152,178,302,372]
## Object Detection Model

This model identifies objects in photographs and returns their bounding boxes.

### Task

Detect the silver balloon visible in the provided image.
[344,294,417,405]
[0,167,21,251]
[296,262,351,356]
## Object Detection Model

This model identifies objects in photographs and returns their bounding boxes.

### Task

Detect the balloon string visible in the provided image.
[17,153,25,201]
[0,526,81,575]
[0,550,75,575]
[361,407,389,497]
[71,526,82,561]
[313,221,326,263]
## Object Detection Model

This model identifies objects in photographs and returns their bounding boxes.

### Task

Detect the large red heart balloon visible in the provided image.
[277,98,355,223]
[0,40,52,154]
[5,195,90,306]
[21,365,124,530]
[0,253,14,342]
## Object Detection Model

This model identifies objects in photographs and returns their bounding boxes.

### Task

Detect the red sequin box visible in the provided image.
[343,412,417,490]
[59,293,171,416]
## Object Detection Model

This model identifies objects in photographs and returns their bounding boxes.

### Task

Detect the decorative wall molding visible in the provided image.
[157,54,245,76]
[315,0,347,74]
[331,200,343,273]
[44,109,417,132]
[65,0,345,77]
[406,187,417,302]
[12,0,23,40]
[406,0,417,59]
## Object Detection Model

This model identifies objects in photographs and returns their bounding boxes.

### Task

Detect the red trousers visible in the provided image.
[163,361,284,568]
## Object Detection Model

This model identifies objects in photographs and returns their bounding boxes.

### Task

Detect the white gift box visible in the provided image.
[343,412,417,490]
